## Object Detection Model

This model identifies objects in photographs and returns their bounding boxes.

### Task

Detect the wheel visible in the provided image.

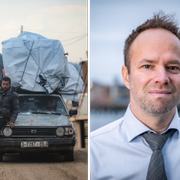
[63,150,74,161]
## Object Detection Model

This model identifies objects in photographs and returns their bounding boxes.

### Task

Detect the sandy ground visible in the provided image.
[0,121,88,180]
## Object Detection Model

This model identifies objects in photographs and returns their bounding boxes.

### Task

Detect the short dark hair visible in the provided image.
[2,76,11,84]
[124,11,180,74]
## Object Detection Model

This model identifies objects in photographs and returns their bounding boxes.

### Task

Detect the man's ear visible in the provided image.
[122,65,130,89]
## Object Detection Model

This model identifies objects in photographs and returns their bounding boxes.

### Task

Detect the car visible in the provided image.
[0,93,77,161]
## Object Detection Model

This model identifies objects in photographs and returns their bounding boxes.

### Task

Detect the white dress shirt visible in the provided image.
[90,105,180,180]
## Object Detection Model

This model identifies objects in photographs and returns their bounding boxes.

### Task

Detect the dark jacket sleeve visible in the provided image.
[9,92,19,123]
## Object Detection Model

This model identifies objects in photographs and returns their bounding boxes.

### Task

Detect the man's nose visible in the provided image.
[153,67,170,84]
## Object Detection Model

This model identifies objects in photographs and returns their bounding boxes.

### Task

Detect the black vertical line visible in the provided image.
[20,41,34,82]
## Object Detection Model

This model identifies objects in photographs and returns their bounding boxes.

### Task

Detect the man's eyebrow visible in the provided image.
[166,60,180,65]
[138,59,157,64]
[138,59,180,65]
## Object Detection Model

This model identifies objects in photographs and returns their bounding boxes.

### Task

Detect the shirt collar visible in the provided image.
[124,104,180,142]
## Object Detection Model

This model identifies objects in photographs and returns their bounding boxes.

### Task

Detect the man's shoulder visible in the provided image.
[11,91,18,97]
[10,88,19,97]
[90,117,124,139]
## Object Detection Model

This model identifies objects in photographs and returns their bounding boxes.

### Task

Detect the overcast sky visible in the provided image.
[90,0,180,85]
[0,0,87,63]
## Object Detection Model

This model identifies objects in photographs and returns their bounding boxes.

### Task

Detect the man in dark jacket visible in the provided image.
[0,76,19,129]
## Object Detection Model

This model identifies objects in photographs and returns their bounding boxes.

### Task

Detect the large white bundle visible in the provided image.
[2,31,70,93]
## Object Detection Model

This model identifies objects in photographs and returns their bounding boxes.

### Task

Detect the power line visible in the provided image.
[63,34,87,46]
[0,26,87,47]
[61,34,87,42]
[21,26,87,45]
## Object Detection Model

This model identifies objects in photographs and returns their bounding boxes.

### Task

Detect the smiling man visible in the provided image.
[91,12,180,180]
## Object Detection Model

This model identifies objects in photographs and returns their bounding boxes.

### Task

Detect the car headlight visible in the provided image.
[56,127,65,137]
[65,127,74,135]
[3,127,12,137]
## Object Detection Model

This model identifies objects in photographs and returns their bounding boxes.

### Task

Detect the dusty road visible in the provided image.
[0,148,87,180]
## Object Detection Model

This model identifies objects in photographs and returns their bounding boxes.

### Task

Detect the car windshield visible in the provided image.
[19,96,68,116]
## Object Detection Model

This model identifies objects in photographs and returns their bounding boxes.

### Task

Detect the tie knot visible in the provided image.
[142,129,176,151]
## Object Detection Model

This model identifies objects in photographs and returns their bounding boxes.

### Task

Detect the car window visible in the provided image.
[19,96,68,116]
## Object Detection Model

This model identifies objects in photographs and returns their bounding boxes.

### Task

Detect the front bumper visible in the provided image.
[0,137,75,153]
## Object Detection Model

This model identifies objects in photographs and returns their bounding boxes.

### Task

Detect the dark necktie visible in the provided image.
[142,129,176,180]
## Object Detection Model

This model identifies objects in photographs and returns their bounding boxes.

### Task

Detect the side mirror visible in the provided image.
[72,101,79,107]
[69,109,77,117]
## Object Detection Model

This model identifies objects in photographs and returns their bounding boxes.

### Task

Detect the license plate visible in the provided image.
[21,141,48,148]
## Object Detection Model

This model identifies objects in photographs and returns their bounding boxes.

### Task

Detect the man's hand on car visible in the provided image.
[8,122,14,128]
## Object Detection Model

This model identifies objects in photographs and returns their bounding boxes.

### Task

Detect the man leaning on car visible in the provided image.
[0,76,19,129]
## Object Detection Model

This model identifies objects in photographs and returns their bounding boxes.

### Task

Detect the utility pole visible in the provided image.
[20,25,23,33]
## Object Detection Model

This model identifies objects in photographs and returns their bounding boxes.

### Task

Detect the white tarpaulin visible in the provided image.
[61,63,85,102]
[2,31,70,93]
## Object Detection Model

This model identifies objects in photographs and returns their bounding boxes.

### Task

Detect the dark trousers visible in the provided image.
[0,118,7,130]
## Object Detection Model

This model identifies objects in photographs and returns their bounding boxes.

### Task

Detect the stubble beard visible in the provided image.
[2,87,8,93]
[131,85,180,116]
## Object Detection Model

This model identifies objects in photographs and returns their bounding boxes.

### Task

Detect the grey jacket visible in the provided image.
[0,86,19,122]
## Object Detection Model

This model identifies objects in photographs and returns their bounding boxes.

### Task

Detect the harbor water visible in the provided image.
[90,109,126,132]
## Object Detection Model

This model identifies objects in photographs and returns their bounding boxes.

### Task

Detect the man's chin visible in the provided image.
[2,88,7,92]
[145,103,175,116]
[151,98,175,106]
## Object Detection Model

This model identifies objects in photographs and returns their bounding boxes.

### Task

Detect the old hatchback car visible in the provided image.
[0,93,77,161]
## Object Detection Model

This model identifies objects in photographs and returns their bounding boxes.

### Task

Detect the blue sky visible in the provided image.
[90,0,180,85]
[0,0,87,63]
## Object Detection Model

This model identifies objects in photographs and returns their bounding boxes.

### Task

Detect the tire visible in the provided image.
[63,150,74,161]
